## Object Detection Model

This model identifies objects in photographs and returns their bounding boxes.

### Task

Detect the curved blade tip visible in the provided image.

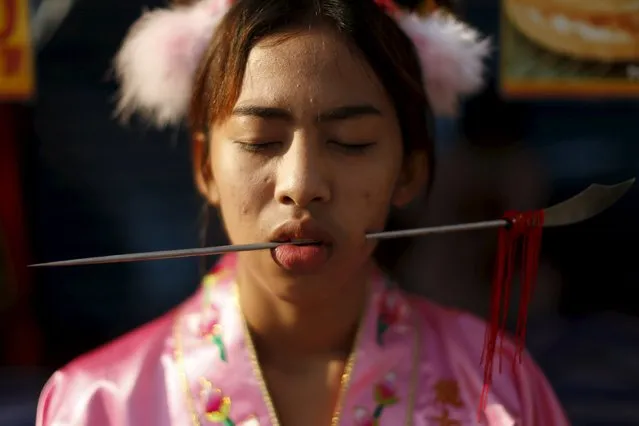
[596,177,636,199]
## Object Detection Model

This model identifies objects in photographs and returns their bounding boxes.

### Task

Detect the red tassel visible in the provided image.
[478,210,544,420]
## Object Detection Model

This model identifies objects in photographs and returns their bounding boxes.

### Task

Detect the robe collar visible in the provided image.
[173,255,420,426]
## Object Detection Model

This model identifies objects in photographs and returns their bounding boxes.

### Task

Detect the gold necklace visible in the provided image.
[328,338,360,426]
[237,283,366,426]
[237,290,280,426]
[174,282,421,426]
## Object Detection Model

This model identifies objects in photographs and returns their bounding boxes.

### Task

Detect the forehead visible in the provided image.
[236,27,390,109]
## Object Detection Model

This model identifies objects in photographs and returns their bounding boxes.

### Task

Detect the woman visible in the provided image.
[36,0,569,424]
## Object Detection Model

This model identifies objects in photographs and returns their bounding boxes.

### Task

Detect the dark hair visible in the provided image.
[187,0,436,275]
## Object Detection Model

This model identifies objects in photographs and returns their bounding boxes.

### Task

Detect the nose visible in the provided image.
[274,137,331,207]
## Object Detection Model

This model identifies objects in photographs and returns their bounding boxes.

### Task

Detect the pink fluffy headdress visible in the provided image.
[114,0,491,128]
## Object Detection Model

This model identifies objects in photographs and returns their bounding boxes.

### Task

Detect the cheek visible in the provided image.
[362,186,394,223]
[339,162,399,226]
[220,174,269,213]
[362,189,387,221]
[211,153,273,236]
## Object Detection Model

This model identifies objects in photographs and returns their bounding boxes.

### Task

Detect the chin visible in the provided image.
[266,256,371,305]
[267,273,343,305]
[505,0,639,62]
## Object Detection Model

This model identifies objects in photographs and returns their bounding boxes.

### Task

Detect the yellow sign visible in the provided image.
[0,0,34,100]
[500,0,639,98]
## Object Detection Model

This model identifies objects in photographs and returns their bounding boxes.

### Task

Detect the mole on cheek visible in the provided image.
[240,201,250,216]
[362,191,373,205]
[230,186,251,216]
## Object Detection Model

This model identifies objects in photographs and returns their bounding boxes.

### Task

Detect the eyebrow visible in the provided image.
[231,104,382,122]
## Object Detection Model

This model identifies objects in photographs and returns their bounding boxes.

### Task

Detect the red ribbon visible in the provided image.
[479,210,544,419]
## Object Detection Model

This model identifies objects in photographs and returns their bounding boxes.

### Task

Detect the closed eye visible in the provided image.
[329,140,376,154]
[235,141,282,153]
[234,140,376,155]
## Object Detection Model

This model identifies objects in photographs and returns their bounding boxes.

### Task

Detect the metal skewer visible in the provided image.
[29,178,635,268]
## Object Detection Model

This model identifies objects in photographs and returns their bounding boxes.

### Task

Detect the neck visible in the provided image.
[236,265,371,369]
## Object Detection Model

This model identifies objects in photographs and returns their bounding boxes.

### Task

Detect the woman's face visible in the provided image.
[196,26,427,303]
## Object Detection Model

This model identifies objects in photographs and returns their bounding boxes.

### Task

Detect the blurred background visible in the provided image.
[1,0,638,424]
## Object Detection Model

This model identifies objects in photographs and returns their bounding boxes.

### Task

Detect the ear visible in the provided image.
[192,131,220,206]
[391,150,429,207]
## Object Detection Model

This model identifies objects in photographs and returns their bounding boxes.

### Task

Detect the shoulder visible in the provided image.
[407,294,528,374]
[36,291,201,426]
[407,294,487,341]
[406,294,570,425]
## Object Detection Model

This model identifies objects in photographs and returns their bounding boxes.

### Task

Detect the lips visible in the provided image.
[269,221,334,273]
[270,221,334,245]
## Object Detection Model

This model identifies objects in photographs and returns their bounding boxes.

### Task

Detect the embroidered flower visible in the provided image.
[199,306,220,337]
[202,269,232,291]
[197,380,260,426]
[376,291,409,344]
[354,407,377,426]
[203,389,230,419]
[199,306,227,361]
[355,373,399,424]
[374,372,399,407]
[202,274,220,290]
[433,379,464,408]
[200,380,234,425]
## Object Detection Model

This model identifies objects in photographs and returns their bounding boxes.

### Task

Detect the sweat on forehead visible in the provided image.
[237,29,389,114]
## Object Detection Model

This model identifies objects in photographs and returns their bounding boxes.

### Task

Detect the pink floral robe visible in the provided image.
[36,255,569,425]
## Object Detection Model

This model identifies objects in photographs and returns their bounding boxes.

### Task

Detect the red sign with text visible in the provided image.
[0,0,34,100]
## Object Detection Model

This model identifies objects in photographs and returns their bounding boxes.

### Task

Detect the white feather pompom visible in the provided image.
[398,11,491,117]
[114,0,230,127]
